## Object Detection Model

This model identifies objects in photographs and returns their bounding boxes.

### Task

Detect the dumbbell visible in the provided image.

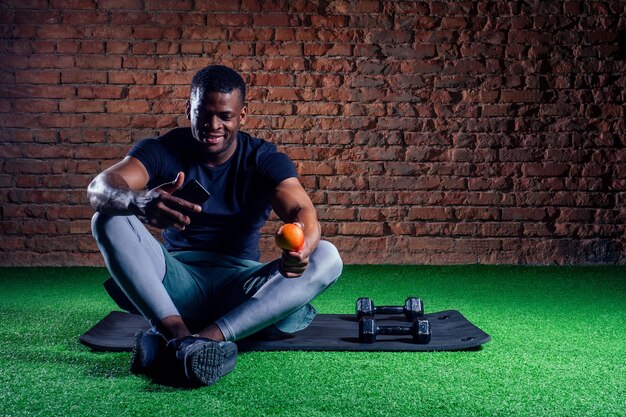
[356,297,424,321]
[359,317,431,344]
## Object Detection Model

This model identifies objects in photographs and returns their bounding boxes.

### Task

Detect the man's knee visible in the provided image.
[310,240,343,288]
[92,212,108,242]
[91,212,128,244]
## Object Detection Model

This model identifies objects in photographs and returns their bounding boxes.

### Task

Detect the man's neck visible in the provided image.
[201,139,238,168]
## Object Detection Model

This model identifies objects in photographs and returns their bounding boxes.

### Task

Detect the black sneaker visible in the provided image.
[130,328,167,375]
[167,336,237,386]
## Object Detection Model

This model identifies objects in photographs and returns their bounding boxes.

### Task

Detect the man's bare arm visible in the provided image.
[271,177,321,277]
[87,156,153,215]
[87,156,201,230]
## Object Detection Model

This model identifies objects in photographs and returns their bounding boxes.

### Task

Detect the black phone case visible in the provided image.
[172,179,211,205]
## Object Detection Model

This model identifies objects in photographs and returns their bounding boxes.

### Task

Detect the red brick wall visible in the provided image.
[1,1,625,266]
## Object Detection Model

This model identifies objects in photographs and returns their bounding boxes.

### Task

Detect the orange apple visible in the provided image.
[275,223,305,252]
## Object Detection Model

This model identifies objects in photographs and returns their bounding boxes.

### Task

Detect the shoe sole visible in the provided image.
[184,341,238,386]
[130,330,166,376]
[129,330,145,375]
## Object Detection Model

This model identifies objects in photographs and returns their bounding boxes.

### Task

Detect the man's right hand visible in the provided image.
[134,172,202,231]
[88,157,202,230]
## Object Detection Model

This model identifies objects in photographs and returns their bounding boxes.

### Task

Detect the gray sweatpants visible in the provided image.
[91,213,343,342]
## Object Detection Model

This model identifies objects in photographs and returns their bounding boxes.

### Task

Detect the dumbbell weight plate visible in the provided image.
[412,319,432,344]
[355,297,374,320]
[358,317,377,343]
[404,297,424,321]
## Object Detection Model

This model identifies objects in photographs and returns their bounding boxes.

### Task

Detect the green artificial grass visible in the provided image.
[0,265,624,417]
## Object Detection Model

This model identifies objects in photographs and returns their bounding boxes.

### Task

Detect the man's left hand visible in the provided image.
[279,241,311,278]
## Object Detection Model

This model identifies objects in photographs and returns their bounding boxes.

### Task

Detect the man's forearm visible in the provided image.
[87,172,154,216]
[295,207,321,253]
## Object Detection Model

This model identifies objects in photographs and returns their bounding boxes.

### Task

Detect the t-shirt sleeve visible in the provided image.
[258,146,298,186]
[127,138,169,181]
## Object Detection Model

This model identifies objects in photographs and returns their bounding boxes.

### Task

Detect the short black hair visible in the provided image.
[190,65,246,105]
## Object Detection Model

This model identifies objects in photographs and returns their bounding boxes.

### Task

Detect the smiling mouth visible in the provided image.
[199,134,224,144]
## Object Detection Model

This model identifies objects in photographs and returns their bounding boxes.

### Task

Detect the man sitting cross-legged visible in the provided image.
[87,65,343,386]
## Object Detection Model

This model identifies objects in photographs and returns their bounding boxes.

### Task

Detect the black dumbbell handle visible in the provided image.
[374,306,405,315]
[376,324,412,335]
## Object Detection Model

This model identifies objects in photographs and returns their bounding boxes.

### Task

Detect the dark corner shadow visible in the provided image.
[617,30,626,60]
[143,374,205,391]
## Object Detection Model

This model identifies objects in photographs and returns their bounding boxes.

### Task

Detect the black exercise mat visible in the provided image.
[80,311,150,352]
[80,310,490,352]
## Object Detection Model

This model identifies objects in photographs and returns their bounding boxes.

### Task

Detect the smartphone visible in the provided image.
[172,179,211,206]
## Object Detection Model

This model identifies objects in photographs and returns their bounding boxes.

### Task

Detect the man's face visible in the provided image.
[186,88,247,165]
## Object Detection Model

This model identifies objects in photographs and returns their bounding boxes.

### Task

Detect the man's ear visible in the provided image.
[185,101,191,120]
[240,105,247,125]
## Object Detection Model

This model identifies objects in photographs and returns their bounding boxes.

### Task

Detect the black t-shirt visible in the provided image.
[128,128,298,261]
